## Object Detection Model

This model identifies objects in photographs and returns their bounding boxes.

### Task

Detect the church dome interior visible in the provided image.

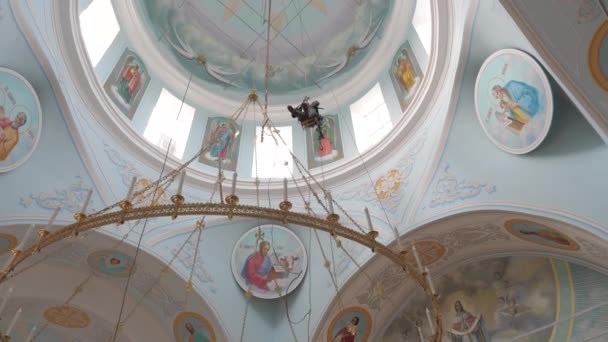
[1,0,608,341]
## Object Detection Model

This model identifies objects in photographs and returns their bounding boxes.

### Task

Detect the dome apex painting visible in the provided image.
[141,0,393,95]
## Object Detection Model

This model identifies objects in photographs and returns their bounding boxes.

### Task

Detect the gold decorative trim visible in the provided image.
[326,306,372,342]
[43,305,90,328]
[505,219,579,250]
[549,257,560,341]
[0,234,17,255]
[588,20,608,91]
[173,311,216,342]
[404,240,446,266]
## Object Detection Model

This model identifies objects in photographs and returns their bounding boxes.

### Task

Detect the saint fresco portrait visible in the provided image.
[173,311,216,342]
[199,117,241,172]
[505,219,579,250]
[104,48,150,119]
[389,41,423,112]
[327,306,372,342]
[382,256,557,342]
[86,250,134,278]
[475,49,553,154]
[306,114,343,168]
[231,225,307,299]
[0,68,42,173]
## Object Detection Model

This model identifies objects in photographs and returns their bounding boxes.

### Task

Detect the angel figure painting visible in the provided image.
[306,114,343,168]
[389,41,423,112]
[199,117,241,172]
[104,49,150,119]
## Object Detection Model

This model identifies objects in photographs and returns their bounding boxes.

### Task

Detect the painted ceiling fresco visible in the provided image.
[141,0,393,95]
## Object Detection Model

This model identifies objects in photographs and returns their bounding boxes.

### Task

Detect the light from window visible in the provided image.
[350,84,393,153]
[252,126,293,179]
[79,0,120,67]
[412,0,432,54]
[144,89,195,159]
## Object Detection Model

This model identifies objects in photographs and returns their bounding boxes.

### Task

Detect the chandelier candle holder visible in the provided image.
[363,207,380,252]
[25,325,36,342]
[0,288,12,318]
[424,266,437,297]
[171,171,186,220]
[0,307,22,341]
[367,230,379,253]
[279,177,292,212]
[364,207,373,231]
[226,173,239,205]
[412,244,424,273]
[417,321,425,342]
[325,192,340,236]
[74,189,93,223]
[118,176,136,224]
[426,307,434,333]
[225,173,239,220]
[36,206,61,252]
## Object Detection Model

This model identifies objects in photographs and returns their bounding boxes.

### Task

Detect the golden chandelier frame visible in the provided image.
[1,190,444,341]
[0,89,444,340]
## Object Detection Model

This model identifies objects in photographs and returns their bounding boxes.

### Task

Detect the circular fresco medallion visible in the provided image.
[0,68,42,172]
[505,219,579,251]
[173,311,216,342]
[327,306,372,342]
[231,225,308,299]
[404,240,446,266]
[589,20,608,91]
[44,305,90,328]
[474,49,553,154]
[0,233,17,255]
[86,250,135,278]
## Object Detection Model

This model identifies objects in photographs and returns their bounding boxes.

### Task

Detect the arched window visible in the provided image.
[79,0,120,67]
[350,83,393,153]
[143,89,195,159]
[252,126,293,178]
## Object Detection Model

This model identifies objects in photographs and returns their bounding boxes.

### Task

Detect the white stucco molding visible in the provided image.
[406,0,480,225]
[10,0,115,207]
[500,0,608,144]
[36,0,458,197]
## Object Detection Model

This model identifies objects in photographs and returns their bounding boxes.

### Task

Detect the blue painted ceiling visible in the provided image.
[141,0,393,95]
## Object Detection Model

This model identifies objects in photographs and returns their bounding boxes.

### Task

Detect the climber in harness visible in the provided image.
[287,97,325,142]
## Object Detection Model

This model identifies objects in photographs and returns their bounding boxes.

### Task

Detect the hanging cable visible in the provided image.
[111,138,173,341]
